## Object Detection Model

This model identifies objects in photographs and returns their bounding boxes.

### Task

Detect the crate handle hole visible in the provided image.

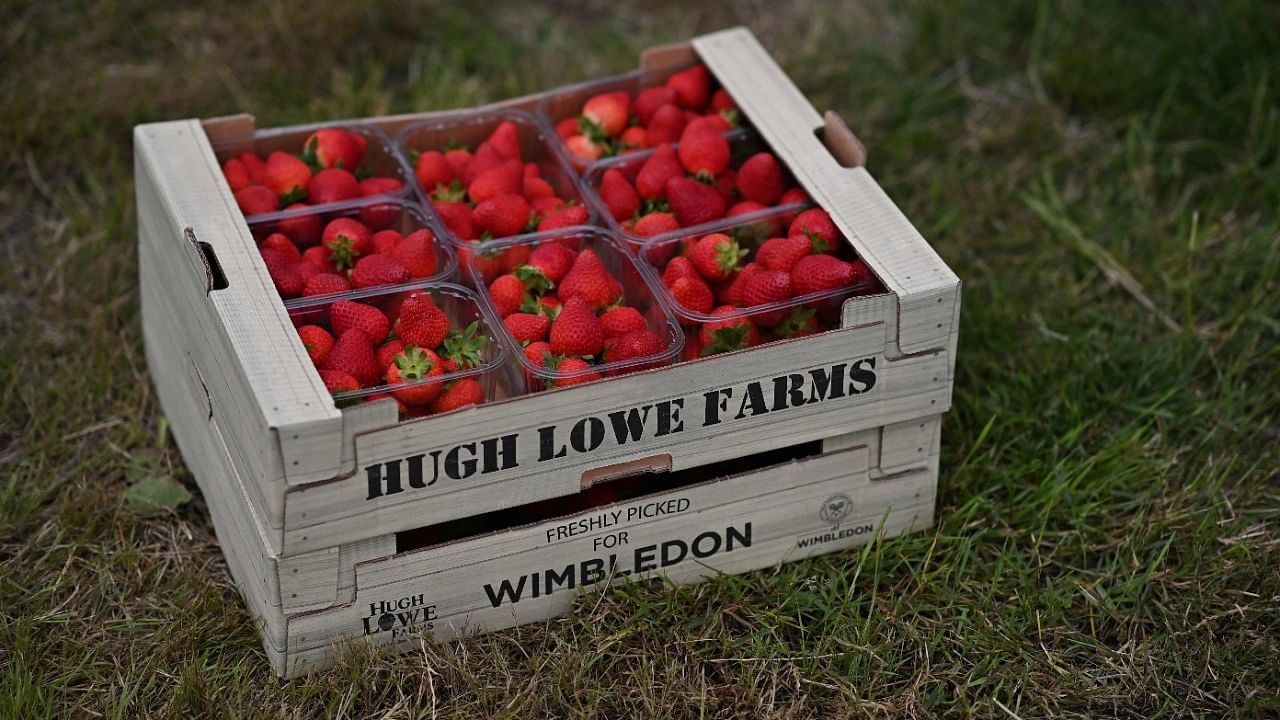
[815,111,866,169]
[185,228,228,293]
[581,454,672,491]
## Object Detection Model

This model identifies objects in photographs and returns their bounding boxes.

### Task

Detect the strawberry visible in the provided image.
[360,177,403,197]
[633,212,680,239]
[600,306,647,339]
[468,161,523,204]
[757,236,812,273]
[661,256,700,286]
[546,356,600,388]
[498,245,532,273]
[391,228,438,278]
[295,262,320,285]
[443,148,473,177]
[235,185,279,215]
[259,249,303,297]
[300,245,335,272]
[387,347,445,405]
[433,200,475,240]
[677,126,730,177]
[698,307,759,355]
[620,126,647,152]
[523,340,553,370]
[440,320,488,370]
[303,272,349,298]
[537,204,589,232]
[473,194,532,238]
[531,294,562,317]
[602,329,666,364]
[790,254,861,296]
[277,204,322,246]
[531,196,570,216]
[303,128,363,170]
[297,325,335,365]
[709,88,737,114]
[307,168,361,205]
[555,117,580,140]
[635,144,682,200]
[371,229,402,256]
[689,114,732,134]
[238,152,267,184]
[788,208,839,253]
[634,86,678,125]
[350,254,410,289]
[376,338,406,370]
[319,368,361,395]
[223,157,252,191]
[260,233,301,262]
[462,142,505,186]
[396,293,449,350]
[736,152,785,205]
[666,176,727,227]
[666,65,710,110]
[775,307,819,338]
[488,274,528,317]
[558,249,621,310]
[524,242,576,284]
[723,261,762,306]
[264,151,312,202]
[322,217,373,271]
[599,169,640,222]
[523,175,556,200]
[504,312,551,344]
[468,245,505,283]
[486,121,523,161]
[668,275,714,314]
[564,135,602,164]
[330,300,390,343]
[582,91,630,137]
[550,296,604,357]
[415,150,455,191]
[323,329,381,386]
[742,270,793,326]
[645,104,687,146]
[429,377,485,413]
[688,233,747,282]
[777,187,810,226]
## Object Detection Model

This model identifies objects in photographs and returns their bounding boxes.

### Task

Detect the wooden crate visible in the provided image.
[137,27,959,677]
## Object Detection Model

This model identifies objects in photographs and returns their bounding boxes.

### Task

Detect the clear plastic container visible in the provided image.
[580,129,811,251]
[634,207,885,359]
[467,228,684,391]
[211,122,415,221]
[245,198,459,307]
[286,282,522,412]
[395,109,593,245]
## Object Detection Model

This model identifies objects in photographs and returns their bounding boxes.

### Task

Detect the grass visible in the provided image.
[1,0,1278,717]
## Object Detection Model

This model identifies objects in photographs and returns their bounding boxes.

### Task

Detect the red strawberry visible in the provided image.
[391,228,438,278]
[377,338,406,370]
[234,185,279,215]
[555,118,579,140]
[533,294,562,316]
[523,340,553,370]
[429,377,485,413]
[468,161,523,204]
[488,274,527,317]
[661,256,700,286]
[688,233,747,282]
[788,208,839,253]
[550,296,604,357]
[387,347,445,405]
[690,114,732,134]
[723,261,762,306]
[360,177,403,197]
[239,152,267,184]
[546,356,600,388]
[736,152,785,205]
[468,245,505,283]
[668,275,714,314]
[523,175,556,200]
[600,306,647,339]
[742,270,793,326]
[276,204,322,246]
[633,212,680,238]
[295,262,320,285]
[537,204,589,232]
[259,249,303,297]
[777,186,810,226]
[330,300,390,343]
[486,121,523,161]
[304,129,363,170]
[620,126,647,152]
[350,254,410,289]
[582,91,630,137]
[319,368,360,395]
[645,104,687,146]
[634,86,678,125]
[698,307,759,355]
[677,126,730,177]
[790,254,862,296]
[473,194,532,238]
[525,242,576,284]
[666,65,710,110]
[263,151,312,201]
[260,232,301,262]
[397,293,449,350]
[504,312,551,344]
[307,168,360,204]
[564,135,602,165]
[462,142,506,186]
[322,217,373,270]
[635,144,682,200]
[323,329,380,386]
[300,243,333,270]
[531,195,569,215]
[498,245,532,273]
[433,200,475,240]
[443,148,473,177]
[756,236,812,273]
[297,325,335,365]
[223,157,251,191]
[602,329,666,364]
[776,307,819,338]
[666,176,727,227]
[302,272,349,297]
[558,249,621,310]
[371,229,402,256]
[709,88,737,114]
[415,150,455,191]
[599,169,640,222]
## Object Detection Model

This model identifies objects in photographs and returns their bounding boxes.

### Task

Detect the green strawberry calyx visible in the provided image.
[714,237,749,273]
[776,307,817,338]
[394,346,436,381]
[701,322,753,356]
[441,321,488,370]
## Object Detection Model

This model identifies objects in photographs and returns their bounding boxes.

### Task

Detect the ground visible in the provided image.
[1,1,1278,718]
